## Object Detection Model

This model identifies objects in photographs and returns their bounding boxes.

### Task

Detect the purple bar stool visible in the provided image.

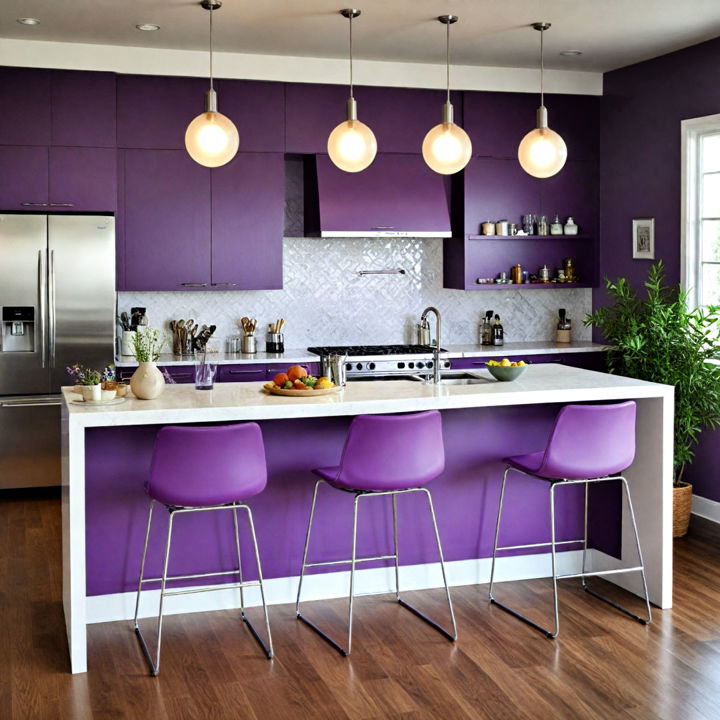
[133,424,274,676]
[295,410,457,656]
[488,401,652,638]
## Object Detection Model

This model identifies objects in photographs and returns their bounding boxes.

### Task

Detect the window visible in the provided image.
[682,114,720,308]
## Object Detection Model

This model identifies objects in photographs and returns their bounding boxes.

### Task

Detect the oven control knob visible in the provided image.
[345,363,352,371]
[356,363,363,371]
[397,362,405,369]
[408,362,415,369]
[368,362,376,370]
[427,361,434,368]
[444,360,451,368]
[416,362,424,369]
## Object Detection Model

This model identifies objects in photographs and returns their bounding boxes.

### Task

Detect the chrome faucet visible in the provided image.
[420,306,442,384]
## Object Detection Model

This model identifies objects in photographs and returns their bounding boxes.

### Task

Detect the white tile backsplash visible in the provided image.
[118,236,591,349]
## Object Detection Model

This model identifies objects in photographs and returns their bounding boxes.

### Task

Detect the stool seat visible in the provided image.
[503,452,544,477]
[312,466,425,492]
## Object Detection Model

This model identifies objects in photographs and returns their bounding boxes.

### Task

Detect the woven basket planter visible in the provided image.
[672,481,693,538]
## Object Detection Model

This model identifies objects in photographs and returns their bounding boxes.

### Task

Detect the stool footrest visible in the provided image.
[296,613,349,657]
[141,569,242,584]
[496,539,584,551]
[489,598,555,638]
[398,599,456,642]
[162,581,261,598]
[304,554,397,568]
[557,566,643,580]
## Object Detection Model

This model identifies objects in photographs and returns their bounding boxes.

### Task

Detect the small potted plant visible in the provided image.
[66,364,103,402]
[585,261,720,536]
[130,327,166,400]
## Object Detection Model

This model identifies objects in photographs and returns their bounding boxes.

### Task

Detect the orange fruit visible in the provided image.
[293,379,307,389]
[287,365,308,382]
[273,372,288,387]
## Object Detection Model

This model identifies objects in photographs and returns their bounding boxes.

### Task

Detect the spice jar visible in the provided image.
[511,264,523,284]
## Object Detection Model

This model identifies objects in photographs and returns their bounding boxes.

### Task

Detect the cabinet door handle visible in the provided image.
[179,282,209,287]
[21,202,49,207]
[168,373,193,379]
[211,282,237,287]
[228,369,263,375]
[372,226,395,230]
[49,202,75,207]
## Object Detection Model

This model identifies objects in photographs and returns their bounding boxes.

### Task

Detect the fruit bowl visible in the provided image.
[486,364,527,382]
[262,365,339,396]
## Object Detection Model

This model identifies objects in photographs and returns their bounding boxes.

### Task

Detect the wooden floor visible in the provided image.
[2,488,720,720]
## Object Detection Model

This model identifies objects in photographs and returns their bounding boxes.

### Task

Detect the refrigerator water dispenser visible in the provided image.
[1,306,34,352]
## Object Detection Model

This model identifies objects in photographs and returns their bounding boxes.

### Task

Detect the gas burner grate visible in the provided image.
[308,344,443,356]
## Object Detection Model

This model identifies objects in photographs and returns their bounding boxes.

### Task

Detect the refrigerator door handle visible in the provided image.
[49,249,56,369]
[38,250,47,369]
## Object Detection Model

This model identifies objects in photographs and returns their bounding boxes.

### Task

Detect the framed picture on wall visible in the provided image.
[632,217,655,259]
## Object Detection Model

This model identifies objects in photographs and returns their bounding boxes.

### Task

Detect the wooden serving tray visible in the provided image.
[263,385,341,397]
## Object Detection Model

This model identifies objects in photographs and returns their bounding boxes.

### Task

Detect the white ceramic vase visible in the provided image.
[81,384,102,402]
[130,361,165,400]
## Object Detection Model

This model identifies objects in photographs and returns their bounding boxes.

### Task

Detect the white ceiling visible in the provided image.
[1,0,719,74]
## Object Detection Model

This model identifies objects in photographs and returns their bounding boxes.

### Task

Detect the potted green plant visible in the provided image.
[66,364,103,402]
[130,327,166,400]
[585,261,720,536]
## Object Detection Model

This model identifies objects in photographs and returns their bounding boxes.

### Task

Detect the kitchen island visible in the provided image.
[62,364,673,673]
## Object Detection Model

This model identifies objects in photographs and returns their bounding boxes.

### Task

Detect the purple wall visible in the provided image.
[599,36,720,502]
[84,406,619,597]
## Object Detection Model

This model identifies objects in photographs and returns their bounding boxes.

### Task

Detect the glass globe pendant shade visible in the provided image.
[422,103,472,174]
[518,106,567,178]
[327,98,377,173]
[185,90,239,168]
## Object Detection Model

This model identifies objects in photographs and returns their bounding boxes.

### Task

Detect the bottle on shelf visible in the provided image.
[564,216,578,235]
[550,214,563,235]
[480,310,494,345]
[537,215,549,236]
[492,314,504,346]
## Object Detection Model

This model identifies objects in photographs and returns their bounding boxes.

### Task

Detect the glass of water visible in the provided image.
[194,360,217,390]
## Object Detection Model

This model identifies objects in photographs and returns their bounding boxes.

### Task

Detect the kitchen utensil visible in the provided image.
[121,330,136,356]
[323,353,348,387]
[486,364,526,382]
[266,333,284,353]
[495,220,509,236]
[481,221,495,235]
[241,335,257,354]
[556,308,572,343]
[120,311,131,331]
[509,223,518,235]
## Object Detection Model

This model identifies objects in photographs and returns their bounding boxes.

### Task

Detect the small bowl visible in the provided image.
[101,389,117,401]
[486,364,527,382]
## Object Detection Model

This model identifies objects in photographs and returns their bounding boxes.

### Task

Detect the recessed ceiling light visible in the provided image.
[560,50,582,56]
[136,23,160,32]
[17,18,40,26]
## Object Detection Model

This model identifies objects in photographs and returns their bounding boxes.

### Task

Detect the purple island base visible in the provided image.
[85,405,621,597]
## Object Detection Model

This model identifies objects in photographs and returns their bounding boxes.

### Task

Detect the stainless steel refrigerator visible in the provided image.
[0,214,115,488]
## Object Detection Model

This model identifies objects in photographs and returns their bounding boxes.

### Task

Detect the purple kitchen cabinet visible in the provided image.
[540,159,599,236]
[211,153,284,289]
[218,366,266,383]
[212,79,285,151]
[0,67,52,146]
[49,147,117,211]
[311,154,451,236]
[0,146,49,210]
[464,91,599,161]
[51,71,117,148]
[116,75,208,150]
[285,83,458,154]
[122,149,211,290]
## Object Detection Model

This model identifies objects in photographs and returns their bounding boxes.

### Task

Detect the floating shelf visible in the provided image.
[467,234,591,241]
[471,282,593,290]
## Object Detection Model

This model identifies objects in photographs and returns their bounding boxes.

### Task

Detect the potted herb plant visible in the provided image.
[66,364,103,402]
[130,327,166,400]
[585,261,720,536]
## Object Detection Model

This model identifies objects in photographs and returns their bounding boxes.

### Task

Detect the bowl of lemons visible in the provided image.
[486,358,527,381]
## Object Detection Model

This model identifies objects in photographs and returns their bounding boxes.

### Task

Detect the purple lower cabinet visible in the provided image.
[49,147,117,211]
[0,146,49,210]
[122,149,211,291]
[313,154,451,236]
[83,405,621,597]
[51,70,117,148]
[211,153,284,290]
[218,366,266,383]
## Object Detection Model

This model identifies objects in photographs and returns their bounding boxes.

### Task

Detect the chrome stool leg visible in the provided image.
[488,467,510,600]
[232,504,246,615]
[133,500,155,632]
[581,477,652,625]
[242,505,274,658]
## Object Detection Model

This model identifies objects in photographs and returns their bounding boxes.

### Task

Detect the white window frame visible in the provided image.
[681,113,720,309]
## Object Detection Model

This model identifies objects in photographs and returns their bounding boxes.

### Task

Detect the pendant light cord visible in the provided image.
[209,1,214,91]
[349,13,354,100]
[539,26,544,107]
[446,19,451,105]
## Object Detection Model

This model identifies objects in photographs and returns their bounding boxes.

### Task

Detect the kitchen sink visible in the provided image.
[409,371,491,385]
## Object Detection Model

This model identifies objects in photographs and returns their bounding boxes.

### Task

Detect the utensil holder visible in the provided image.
[121,331,136,356]
[241,334,257,354]
[265,333,284,353]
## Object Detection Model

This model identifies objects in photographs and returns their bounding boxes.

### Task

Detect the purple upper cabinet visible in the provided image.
[463,156,541,234]
[49,148,117,211]
[0,146,49,210]
[285,84,455,154]
[211,152,284,289]
[212,79,285,151]
[51,71,117,148]
[464,91,599,161]
[122,150,211,290]
[312,154,451,236]
[0,68,52,146]
[116,75,208,149]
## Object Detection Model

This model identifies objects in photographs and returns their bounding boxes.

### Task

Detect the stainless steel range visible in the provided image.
[307,344,452,379]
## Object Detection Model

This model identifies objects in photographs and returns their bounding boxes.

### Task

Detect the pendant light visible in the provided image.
[518,22,567,178]
[185,0,239,168]
[422,15,472,175]
[327,8,377,173]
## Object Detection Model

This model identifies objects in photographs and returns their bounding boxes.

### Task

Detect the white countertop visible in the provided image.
[63,364,668,429]
[114,341,607,367]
